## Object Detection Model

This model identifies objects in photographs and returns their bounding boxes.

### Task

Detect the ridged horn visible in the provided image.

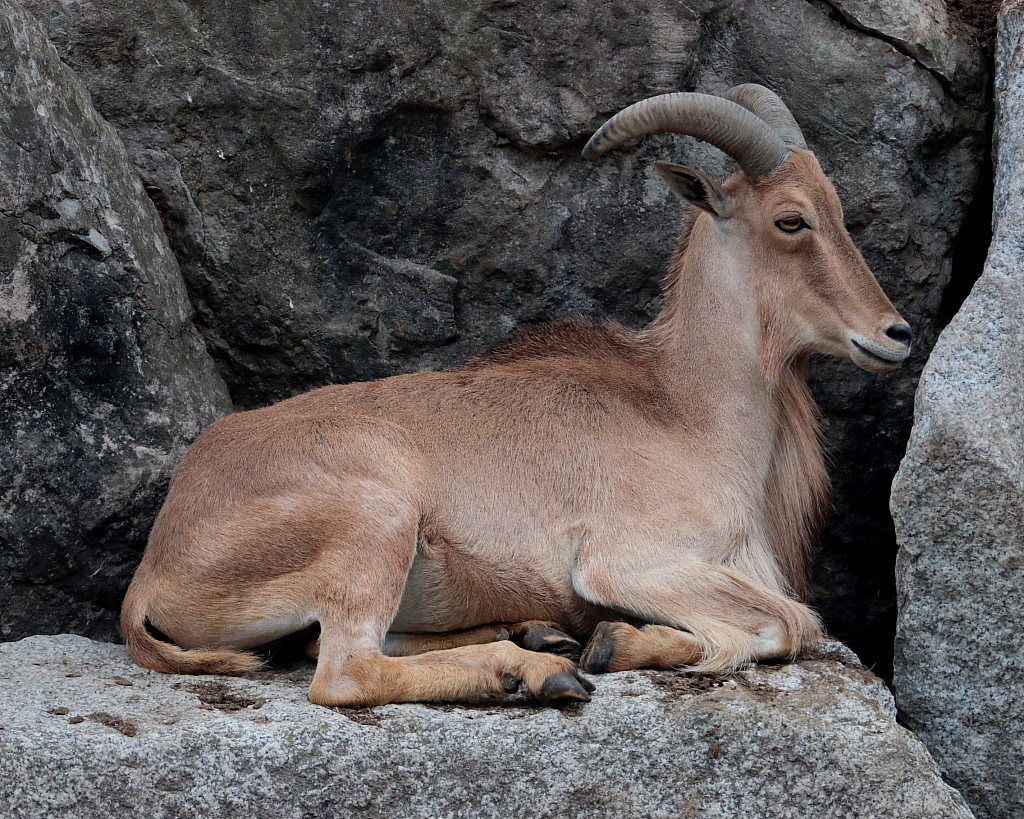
[721,83,807,150]
[581,92,790,180]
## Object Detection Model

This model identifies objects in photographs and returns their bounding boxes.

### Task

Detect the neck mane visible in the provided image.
[640,213,830,599]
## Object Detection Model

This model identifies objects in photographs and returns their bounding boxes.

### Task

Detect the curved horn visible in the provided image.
[721,83,807,150]
[581,93,790,180]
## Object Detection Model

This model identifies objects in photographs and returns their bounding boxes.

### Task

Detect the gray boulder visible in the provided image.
[0,0,231,641]
[0,634,973,818]
[892,7,1024,819]
[24,0,991,666]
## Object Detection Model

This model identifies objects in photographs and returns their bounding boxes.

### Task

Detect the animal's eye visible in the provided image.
[774,216,807,233]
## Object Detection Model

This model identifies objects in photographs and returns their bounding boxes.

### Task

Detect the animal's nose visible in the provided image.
[885,323,913,347]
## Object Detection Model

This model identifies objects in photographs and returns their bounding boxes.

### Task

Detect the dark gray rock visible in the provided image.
[0,634,974,818]
[0,0,232,641]
[892,5,1024,817]
[16,0,989,664]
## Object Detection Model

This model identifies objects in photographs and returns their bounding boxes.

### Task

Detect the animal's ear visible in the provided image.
[655,162,732,218]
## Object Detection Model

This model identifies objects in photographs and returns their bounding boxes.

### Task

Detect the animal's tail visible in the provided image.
[120,577,262,675]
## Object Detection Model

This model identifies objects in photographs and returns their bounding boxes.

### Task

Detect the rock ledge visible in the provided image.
[0,635,970,818]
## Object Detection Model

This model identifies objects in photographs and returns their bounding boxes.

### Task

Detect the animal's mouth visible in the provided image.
[848,336,909,373]
[850,338,905,364]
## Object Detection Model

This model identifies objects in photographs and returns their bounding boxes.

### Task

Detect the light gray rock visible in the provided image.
[826,0,984,93]
[892,5,1024,818]
[0,0,232,640]
[16,0,991,674]
[0,635,972,819]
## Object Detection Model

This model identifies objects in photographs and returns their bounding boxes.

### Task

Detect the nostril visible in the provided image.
[885,323,913,346]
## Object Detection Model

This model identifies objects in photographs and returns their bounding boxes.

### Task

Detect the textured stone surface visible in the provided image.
[18,0,990,671]
[0,0,232,641]
[892,5,1024,818]
[825,0,983,93]
[0,635,972,818]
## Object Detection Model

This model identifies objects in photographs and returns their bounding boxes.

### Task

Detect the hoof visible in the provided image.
[500,673,522,693]
[580,622,623,673]
[513,623,583,662]
[538,672,593,705]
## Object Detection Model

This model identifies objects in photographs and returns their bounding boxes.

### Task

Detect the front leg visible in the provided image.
[580,622,705,673]
[572,549,821,673]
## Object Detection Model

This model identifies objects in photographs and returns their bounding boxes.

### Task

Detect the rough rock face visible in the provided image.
[22,0,990,667]
[0,1,232,641]
[892,6,1024,818]
[0,635,972,818]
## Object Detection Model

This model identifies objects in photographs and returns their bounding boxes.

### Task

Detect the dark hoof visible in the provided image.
[500,673,522,693]
[580,622,620,674]
[515,624,583,662]
[538,672,592,705]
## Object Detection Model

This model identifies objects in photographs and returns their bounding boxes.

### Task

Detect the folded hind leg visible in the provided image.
[312,611,593,705]
[306,513,592,707]
[306,624,510,660]
[380,621,581,660]
[307,621,582,661]
[311,636,594,707]
[382,626,511,657]
[506,621,583,660]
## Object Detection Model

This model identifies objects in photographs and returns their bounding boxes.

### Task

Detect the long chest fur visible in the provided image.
[760,370,830,599]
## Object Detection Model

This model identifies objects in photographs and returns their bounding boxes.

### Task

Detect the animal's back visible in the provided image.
[244,318,679,493]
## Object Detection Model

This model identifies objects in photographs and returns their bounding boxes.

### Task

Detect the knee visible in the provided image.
[309,655,399,707]
[754,602,822,660]
[309,674,361,707]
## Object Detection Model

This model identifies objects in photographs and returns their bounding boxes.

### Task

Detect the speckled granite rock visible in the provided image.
[0,635,971,818]
[0,0,231,641]
[892,6,1024,818]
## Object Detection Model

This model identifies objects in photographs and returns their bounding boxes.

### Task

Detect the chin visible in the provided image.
[847,348,902,374]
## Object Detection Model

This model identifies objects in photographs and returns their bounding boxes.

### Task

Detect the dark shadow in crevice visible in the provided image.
[937,117,994,329]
